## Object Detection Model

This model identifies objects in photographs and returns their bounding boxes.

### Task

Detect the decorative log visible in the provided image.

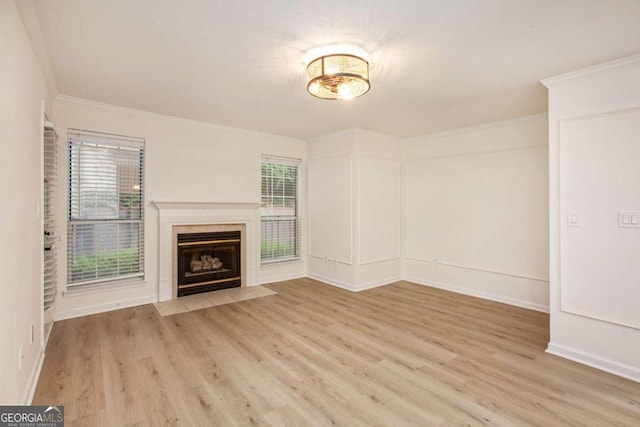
[200,255,213,270]
[190,260,203,272]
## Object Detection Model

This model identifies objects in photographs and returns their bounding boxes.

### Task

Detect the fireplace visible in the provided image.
[154,202,259,302]
[177,230,241,296]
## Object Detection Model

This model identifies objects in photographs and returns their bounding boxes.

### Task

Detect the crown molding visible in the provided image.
[16,0,59,98]
[403,112,548,143]
[541,53,640,89]
[54,95,305,143]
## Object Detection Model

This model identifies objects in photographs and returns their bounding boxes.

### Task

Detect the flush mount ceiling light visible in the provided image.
[305,45,370,101]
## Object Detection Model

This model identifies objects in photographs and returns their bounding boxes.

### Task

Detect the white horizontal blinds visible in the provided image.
[261,155,300,263]
[43,123,57,309]
[67,130,145,286]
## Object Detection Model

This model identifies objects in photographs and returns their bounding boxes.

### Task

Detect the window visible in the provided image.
[43,121,57,309]
[67,130,144,286]
[261,155,300,263]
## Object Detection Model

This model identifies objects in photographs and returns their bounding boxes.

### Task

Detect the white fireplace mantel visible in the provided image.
[153,201,260,302]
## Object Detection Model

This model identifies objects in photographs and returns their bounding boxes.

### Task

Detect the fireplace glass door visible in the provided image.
[177,231,241,296]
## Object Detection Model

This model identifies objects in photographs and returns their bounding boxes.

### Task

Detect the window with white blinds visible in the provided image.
[43,122,57,309]
[67,130,145,286]
[261,155,300,263]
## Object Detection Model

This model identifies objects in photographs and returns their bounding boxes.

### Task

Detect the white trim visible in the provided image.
[307,254,352,266]
[354,275,402,291]
[256,272,306,286]
[404,257,549,284]
[307,274,400,292]
[307,273,358,292]
[155,203,260,301]
[403,276,550,313]
[260,257,301,266]
[15,0,59,97]
[403,113,548,144]
[546,342,640,384]
[307,154,354,265]
[359,257,401,266]
[307,128,357,143]
[152,201,260,210]
[21,348,45,405]
[541,53,640,88]
[261,154,301,167]
[357,155,401,265]
[54,295,157,321]
[404,142,548,164]
[55,95,304,143]
[63,279,147,298]
[558,108,640,330]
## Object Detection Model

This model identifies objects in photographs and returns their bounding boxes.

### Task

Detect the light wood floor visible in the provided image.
[34,279,640,426]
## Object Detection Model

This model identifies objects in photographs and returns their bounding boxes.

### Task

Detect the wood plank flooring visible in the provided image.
[33,279,640,426]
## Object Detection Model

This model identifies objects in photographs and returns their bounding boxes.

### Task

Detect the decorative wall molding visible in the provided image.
[307,254,352,266]
[404,276,550,313]
[546,342,640,383]
[307,154,353,265]
[357,155,401,265]
[558,108,640,331]
[359,257,401,266]
[404,256,549,284]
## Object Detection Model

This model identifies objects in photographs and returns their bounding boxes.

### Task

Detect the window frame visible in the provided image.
[260,155,301,264]
[67,129,145,288]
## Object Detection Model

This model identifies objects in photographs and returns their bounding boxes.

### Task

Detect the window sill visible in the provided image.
[260,257,302,267]
[64,277,146,298]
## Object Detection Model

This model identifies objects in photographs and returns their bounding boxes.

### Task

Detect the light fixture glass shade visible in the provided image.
[306,54,370,100]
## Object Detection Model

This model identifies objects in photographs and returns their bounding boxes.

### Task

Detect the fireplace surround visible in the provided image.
[154,202,260,302]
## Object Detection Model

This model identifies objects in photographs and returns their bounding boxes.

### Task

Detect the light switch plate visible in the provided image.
[619,211,640,228]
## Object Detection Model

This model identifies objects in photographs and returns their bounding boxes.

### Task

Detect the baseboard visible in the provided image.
[307,274,399,292]
[403,276,549,313]
[353,276,402,291]
[307,274,359,292]
[21,347,45,405]
[547,342,640,383]
[256,272,306,286]
[54,295,157,321]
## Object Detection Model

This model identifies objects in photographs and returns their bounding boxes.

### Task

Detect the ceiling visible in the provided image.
[32,0,640,139]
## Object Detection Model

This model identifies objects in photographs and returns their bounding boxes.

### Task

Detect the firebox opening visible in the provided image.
[177,230,241,297]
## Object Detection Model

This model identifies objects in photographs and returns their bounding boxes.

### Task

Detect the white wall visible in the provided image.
[308,129,401,290]
[52,96,307,319]
[0,0,53,404]
[543,54,640,381]
[402,114,550,311]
